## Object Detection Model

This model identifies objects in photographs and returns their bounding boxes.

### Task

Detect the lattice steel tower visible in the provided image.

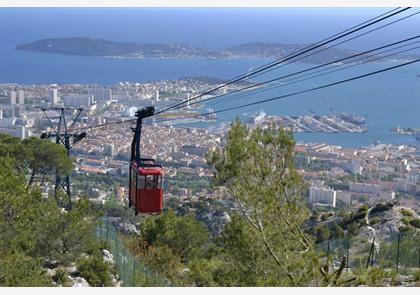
[41,107,86,210]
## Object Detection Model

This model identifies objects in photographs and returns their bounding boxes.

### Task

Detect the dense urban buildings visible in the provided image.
[0,80,419,212]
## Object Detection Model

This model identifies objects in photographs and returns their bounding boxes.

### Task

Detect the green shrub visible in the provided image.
[400,209,413,217]
[371,203,391,214]
[0,252,52,287]
[409,218,420,229]
[398,225,410,232]
[352,206,369,222]
[369,217,381,225]
[411,269,420,281]
[401,217,412,226]
[76,253,113,287]
[359,205,369,213]
[355,267,397,287]
[347,222,359,236]
[52,267,68,286]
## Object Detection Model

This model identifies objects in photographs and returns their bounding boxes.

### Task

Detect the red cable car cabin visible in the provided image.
[128,106,164,215]
[129,160,163,214]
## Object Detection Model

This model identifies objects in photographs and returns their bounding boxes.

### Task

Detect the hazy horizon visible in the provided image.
[1,7,419,51]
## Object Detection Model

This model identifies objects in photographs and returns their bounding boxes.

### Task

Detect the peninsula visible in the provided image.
[17,37,363,63]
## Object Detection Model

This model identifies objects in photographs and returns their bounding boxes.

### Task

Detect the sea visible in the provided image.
[1,8,420,148]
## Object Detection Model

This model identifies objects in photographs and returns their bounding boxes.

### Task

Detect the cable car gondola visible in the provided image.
[128,106,163,214]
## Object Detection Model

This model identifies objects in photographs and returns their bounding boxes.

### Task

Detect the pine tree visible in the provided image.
[208,120,323,286]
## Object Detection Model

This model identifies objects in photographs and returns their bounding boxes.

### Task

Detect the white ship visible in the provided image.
[205,108,217,120]
[250,110,266,124]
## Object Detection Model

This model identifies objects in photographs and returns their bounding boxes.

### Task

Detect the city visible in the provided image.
[1,80,419,212]
[0,4,419,289]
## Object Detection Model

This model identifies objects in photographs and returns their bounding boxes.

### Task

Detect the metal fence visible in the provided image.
[316,231,420,274]
[96,218,170,286]
[95,217,419,285]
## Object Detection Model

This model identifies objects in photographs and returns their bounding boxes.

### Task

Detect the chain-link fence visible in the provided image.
[96,218,170,286]
[95,216,418,285]
[316,231,420,274]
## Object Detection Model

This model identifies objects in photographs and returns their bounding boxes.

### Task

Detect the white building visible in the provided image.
[63,95,93,108]
[15,126,26,139]
[351,159,363,175]
[105,144,115,157]
[49,89,59,105]
[349,182,380,194]
[0,105,21,118]
[87,88,112,102]
[0,117,16,128]
[395,179,418,194]
[330,167,346,177]
[309,186,336,207]
[10,91,16,105]
[18,90,24,105]
[0,125,31,140]
[407,174,420,184]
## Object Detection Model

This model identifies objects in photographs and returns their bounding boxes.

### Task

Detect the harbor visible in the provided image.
[391,127,420,141]
[249,111,367,133]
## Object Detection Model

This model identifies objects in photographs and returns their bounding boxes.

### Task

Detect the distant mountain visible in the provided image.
[16,37,415,64]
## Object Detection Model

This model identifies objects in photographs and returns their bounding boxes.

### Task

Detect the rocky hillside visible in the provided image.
[308,202,420,286]
[309,202,420,241]
[44,248,121,287]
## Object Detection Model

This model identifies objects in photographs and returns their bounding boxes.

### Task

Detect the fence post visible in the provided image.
[418,246,420,268]
[123,246,126,286]
[366,237,375,270]
[106,219,109,242]
[346,235,350,272]
[99,218,103,239]
[396,232,401,273]
[326,238,330,272]
[371,236,375,268]
[116,231,120,284]
[133,259,136,287]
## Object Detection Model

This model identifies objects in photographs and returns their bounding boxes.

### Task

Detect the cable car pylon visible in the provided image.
[40,107,86,211]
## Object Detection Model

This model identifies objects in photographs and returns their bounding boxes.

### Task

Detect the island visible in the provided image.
[15,37,224,59]
[16,37,366,64]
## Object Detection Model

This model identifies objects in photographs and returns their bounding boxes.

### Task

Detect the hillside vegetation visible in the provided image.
[0,134,115,286]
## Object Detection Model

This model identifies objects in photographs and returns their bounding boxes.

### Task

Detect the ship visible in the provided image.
[337,113,366,125]
[205,108,217,120]
[123,106,138,117]
[249,110,266,124]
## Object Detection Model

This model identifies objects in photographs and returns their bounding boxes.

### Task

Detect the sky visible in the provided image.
[0,7,419,50]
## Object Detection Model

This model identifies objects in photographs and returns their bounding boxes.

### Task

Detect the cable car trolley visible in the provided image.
[129,106,163,214]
